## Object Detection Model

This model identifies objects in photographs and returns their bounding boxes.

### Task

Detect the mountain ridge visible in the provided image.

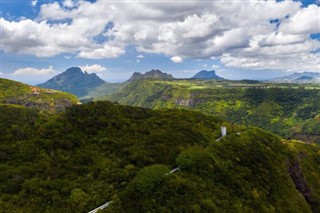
[128,69,173,81]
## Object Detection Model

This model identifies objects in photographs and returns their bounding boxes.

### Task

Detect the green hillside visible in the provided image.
[0,78,78,113]
[101,79,320,143]
[0,101,319,212]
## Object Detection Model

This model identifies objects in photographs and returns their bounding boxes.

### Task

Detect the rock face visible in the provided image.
[38,67,105,97]
[289,159,320,212]
[191,70,223,80]
[128,69,173,81]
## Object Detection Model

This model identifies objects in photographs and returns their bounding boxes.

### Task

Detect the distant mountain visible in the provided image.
[128,69,173,81]
[0,78,78,113]
[38,67,106,97]
[296,76,314,81]
[268,72,320,83]
[191,70,223,79]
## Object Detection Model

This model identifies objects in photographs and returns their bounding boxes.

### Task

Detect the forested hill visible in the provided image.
[101,79,320,143]
[1,101,319,212]
[0,78,78,113]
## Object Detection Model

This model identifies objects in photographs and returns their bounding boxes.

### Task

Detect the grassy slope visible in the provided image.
[0,78,78,113]
[0,101,319,212]
[101,79,320,142]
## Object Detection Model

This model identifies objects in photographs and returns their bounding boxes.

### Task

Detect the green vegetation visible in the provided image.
[101,79,320,142]
[0,78,78,113]
[0,101,319,212]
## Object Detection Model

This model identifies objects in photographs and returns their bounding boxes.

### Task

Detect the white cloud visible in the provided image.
[63,0,76,8]
[77,43,125,59]
[279,5,320,35]
[11,66,56,76]
[212,64,220,69]
[31,0,37,7]
[1,0,319,72]
[170,56,183,63]
[137,55,144,59]
[79,64,107,73]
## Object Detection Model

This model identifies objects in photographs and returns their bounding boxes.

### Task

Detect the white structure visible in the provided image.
[221,126,227,137]
[88,201,111,213]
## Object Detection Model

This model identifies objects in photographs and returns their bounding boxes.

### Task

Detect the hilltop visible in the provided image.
[0,101,319,212]
[0,78,78,113]
[38,67,106,97]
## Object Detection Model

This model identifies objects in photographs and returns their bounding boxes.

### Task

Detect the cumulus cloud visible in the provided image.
[279,5,320,35]
[11,66,56,76]
[137,55,144,59]
[170,56,183,63]
[79,64,107,73]
[1,0,320,72]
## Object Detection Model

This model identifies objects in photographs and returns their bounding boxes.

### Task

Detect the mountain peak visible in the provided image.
[128,69,173,81]
[65,67,83,74]
[191,70,223,80]
[38,67,105,97]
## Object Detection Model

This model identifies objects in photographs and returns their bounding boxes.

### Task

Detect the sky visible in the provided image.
[0,0,319,85]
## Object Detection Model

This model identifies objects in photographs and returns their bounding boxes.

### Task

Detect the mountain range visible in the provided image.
[268,72,320,83]
[1,70,320,212]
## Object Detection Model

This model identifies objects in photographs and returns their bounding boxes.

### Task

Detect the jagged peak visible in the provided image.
[128,69,173,81]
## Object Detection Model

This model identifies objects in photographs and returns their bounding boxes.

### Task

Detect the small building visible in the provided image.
[221,126,227,137]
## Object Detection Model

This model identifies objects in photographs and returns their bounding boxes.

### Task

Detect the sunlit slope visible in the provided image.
[0,78,78,113]
[101,79,320,142]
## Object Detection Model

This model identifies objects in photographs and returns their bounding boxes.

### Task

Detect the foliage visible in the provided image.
[0,78,78,113]
[102,79,320,142]
[0,101,319,212]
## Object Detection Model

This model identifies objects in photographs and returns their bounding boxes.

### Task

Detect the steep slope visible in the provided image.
[128,69,173,81]
[38,67,105,97]
[0,78,78,113]
[0,101,319,212]
[103,79,320,142]
[191,70,224,79]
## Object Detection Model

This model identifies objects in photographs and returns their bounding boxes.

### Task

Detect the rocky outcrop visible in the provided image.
[175,99,194,107]
[289,158,320,213]
[6,94,74,113]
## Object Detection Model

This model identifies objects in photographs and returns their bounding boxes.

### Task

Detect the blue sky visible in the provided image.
[0,0,319,84]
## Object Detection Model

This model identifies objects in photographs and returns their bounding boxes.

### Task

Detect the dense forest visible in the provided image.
[101,79,320,143]
[1,101,319,212]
